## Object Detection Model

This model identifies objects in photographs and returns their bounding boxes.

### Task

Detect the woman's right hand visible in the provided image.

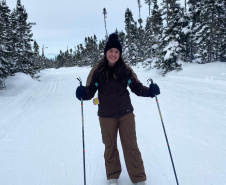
[76,86,87,100]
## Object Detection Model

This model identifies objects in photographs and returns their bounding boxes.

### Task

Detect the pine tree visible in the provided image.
[56,50,65,68]
[32,40,41,72]
[137,25,145,63]
[146,0,163,60]
[137,0,143,27]
[161,0,170,26]
[75,45,82,66]
[144,0,152,17]
[84,35,99,66]
[64,48,71,67]
[103,8,108,38]
[124,8,138,65]
[136,1,145,63]
[115,29,126,58]
[144,17,153,62]
[187,0,202,62]
[13,0,36,75]
[0,0,12,88]
[215,0,226,62]
[190,0,225,63]
[98,39,106,58]
[155,0,184,75]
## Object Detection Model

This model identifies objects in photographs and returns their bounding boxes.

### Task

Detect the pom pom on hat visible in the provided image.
[109,33,119,40]
[104,33,122,55]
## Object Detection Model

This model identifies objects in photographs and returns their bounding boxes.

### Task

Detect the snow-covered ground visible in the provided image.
[0,62,226,185]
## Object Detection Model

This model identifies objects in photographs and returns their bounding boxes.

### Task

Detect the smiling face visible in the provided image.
[106,48,120,67]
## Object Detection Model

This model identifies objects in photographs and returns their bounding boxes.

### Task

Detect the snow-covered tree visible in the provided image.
[156,0,184,74]
[83,35,99,66]
[145,0,163,60]
[144,17,153,61]
[213,0,226,62]
[13,0,36,75]
[32,40,42,72]
[161,0,170,26]
[188,0,226,63]
[124,8,139,65]
[0,0,13,87]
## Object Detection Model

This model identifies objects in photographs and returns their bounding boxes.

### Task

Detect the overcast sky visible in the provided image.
[7,0,184,58]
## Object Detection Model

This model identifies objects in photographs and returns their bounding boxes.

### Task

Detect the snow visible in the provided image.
[164,40,179,60]
[0,62,226,185]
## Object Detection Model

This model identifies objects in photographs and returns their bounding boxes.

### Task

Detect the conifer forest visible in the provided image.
[0,0,225,88]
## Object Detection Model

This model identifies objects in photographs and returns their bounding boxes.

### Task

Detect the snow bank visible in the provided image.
[0,72,38,97]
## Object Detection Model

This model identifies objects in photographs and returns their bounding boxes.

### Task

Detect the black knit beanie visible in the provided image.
[104,33,122,56]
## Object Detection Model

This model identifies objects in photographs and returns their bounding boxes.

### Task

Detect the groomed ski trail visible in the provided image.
[0,63,226,185]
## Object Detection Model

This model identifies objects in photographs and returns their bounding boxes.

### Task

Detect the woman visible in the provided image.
[76,33,160,185]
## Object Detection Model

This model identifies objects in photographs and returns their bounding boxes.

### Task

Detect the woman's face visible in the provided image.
[106,48,120,67]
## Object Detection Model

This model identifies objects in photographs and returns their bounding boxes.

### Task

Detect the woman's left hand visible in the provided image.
[149,83,160,97]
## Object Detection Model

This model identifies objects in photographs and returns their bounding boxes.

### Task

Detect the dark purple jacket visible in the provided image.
[85,60,149,118]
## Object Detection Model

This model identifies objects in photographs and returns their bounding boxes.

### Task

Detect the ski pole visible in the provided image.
[150,79,179,185]
[77,77,86,185]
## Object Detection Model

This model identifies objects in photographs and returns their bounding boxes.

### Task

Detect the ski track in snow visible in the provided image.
[0,63,226,185]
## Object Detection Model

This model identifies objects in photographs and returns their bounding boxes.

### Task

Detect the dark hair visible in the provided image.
[97,56,131,84]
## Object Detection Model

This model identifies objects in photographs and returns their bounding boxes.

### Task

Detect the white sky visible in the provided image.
[7,0,184,58]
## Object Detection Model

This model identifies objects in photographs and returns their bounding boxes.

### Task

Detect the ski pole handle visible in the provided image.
[147,78,154,87]
[77,77,82,86]
[148,78,158,98]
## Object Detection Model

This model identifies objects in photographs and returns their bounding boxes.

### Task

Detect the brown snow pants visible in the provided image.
[99,113,146,183]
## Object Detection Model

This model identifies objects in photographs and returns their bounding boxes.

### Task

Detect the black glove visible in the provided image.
[76,86,88,100]
[149,83,160,98]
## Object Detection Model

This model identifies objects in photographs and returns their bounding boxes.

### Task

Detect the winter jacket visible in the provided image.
[85,60,149,118]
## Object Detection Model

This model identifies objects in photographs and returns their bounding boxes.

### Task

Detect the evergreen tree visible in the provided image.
[78,44,86,66]
[146,0,163,60]
[115,29,126,58]
[187,0,203,62]
[56,50,65,68]
[0,0,12,87]
[214,0,226,62]
[103,8,108,38]
[156,0,184,75]
[32,40,41,72]
[98,38,106,58]
[74,45,82,66]
[137,24,145,63]
[10,9,18,70]
[190,0,225,63]
[136,1,145,63]
[82,35,99,66]
[124,8,138,65]
[91,34,99,66]
[13,0,36,75]
[161,0,170,26]
[33,40,39,56]
[144,17,153,61]
[144,0,152,16]
[137,0,143,27]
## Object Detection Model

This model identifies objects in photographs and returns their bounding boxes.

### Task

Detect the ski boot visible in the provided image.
[134,181,146,185]
[108,179,118,185]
